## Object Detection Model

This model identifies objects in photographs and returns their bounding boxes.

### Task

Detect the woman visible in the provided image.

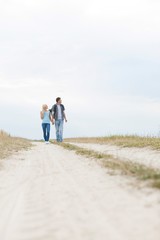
[40,104,53,144]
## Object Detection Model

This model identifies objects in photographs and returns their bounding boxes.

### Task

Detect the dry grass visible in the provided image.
[0,130,32,160]
[59,142,160,189]
[65,135,160,150]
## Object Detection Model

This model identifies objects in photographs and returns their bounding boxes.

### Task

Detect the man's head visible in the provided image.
[56,97,62,104]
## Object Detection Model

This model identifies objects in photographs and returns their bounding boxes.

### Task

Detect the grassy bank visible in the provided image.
[0,130,32,160]
[65,135,160,150]
[59,142,160,189]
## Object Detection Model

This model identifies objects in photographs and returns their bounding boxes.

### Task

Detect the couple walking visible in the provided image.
[40,97,67,143]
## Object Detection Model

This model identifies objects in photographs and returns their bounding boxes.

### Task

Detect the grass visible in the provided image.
[0,130,32,160]
[59,142,160,189]
[65,135,160,150]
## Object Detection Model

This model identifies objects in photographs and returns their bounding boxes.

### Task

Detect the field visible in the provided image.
[65,135,160,149]
[0,130,32,160]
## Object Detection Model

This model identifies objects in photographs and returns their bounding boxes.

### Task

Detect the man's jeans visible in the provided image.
[42,123,50,142]
[55,120,64,142]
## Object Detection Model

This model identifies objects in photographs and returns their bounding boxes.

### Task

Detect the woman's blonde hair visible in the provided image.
[42,104,48,111]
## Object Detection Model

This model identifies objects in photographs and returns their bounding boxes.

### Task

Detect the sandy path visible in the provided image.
[69,142,160,169]
[0,142,160,240]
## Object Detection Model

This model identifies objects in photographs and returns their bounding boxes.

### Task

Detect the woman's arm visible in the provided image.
[40,111,44,120]
[48,111,54,124]
[49,113,53,122]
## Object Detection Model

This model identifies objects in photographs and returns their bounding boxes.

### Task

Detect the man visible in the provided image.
[51,97,67,142]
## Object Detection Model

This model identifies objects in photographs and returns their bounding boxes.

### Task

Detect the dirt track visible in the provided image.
[0,142,160,240]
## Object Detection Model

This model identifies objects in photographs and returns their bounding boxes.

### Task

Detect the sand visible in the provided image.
[0,142,160,240]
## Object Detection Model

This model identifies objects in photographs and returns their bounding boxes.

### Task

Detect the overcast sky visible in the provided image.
[0,0,160,139]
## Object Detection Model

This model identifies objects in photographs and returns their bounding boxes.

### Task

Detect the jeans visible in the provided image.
[55,119,64,142]
[42,123,50,142]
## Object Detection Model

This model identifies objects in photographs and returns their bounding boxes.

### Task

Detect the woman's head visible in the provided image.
[42,104,48,111]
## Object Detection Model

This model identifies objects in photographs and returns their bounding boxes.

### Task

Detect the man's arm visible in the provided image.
[62,104,67,122]
[50,106,55,124]
[63,111,67,122]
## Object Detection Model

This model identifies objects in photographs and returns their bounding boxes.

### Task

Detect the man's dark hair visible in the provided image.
[56,97,61,103]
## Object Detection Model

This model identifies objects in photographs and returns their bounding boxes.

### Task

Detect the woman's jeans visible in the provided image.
[42,123,50,142]
[55,120,64,142]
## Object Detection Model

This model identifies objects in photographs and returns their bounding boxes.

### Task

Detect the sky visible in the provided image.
[0,0,160,139]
